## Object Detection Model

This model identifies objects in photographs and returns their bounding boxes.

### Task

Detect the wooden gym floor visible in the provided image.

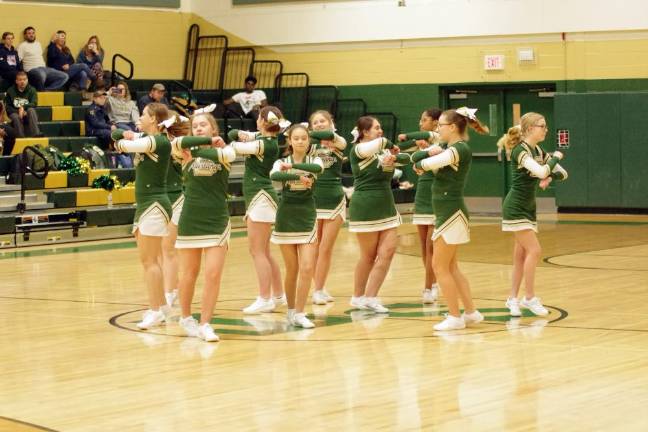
[1,214,647,431]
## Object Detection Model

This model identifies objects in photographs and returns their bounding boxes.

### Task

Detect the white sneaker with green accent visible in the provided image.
[520,297,549,316]
[434,314,465,331]
[293,313,315,329]
[365,297,389,314]
[197,323,219,342]
[506,297,522,317]
[422,288,437,304]
[179,315,200,337]
[273,294,287,309]
[462,310,484,326]
[137,309,165,330]
[350,296,368,310]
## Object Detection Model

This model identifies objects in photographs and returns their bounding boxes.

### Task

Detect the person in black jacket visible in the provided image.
[85,90,114,149]
[0,100,17,156]
[0,32,22,89]
[47,31,95,92]
[4,71,41,138]
[137,83,170,114]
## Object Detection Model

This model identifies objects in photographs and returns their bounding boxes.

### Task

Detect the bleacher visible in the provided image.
[0,24,413,247]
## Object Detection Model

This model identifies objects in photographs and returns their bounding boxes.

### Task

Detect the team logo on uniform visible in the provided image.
[191,157,221,176]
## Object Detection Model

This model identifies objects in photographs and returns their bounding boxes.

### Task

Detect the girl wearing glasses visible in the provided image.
[397,108,443,304]
[498,113,567,317]
[412,107,488,331]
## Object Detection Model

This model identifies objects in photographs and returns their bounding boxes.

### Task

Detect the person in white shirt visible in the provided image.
[223,75,267,121]
[17,26,67,91]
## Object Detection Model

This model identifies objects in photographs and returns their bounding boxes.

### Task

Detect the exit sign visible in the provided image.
[484,54,505,70]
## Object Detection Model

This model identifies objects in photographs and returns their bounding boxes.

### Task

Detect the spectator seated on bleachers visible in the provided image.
[85,90,114,149]
[17,26,68,91]
[47,30,96,97]
[0,100,17,155]
[105,81,138,131]
[222,75,267,121]
[77,35,106,90]
[4,71,41,138]
[137,83,170,114]
[0,32,22,90]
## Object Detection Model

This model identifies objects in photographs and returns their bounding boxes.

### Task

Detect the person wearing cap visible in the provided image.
[85,90,114,149]
[138,83,170,114]
[223,75,267,121]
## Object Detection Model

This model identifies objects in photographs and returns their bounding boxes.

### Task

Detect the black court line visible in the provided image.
[544,254,648,272]
[0,416,59,432]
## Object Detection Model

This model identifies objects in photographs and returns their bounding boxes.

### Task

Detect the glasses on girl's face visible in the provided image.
[534,124,548,129]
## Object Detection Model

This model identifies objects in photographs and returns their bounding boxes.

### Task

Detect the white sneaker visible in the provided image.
[506,297,522,317]
[243,297,276,314]
[433,314,465,331]
[273,294,287,309]
[137,309,165,330]
[422,288,438,304]
[286,309,296,326]
[179,315,199,337]
[350,296,368,310]
[322,289,335,302]
[165,289,178,308]
[197,323,219,342]
[161,305,174,320]
[365,297,389,313]
[520,297,549,316]
[293,313,315,329]
[462,310,484,326]
[312,290,328,305]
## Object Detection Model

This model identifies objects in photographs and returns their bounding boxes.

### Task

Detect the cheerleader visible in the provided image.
[161,112,190,308]
[412,107,488,331]
[307,110,347,305]
[499,113,567,317]
[172,111,234,342]
[229,106,286,314]
[348,116,411,313]
[270,124,324,328]
[111,103,172,329]
[397,108,442,303]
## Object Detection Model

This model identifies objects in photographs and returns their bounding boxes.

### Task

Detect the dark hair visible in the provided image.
[23,27,35,35]
[16,71,27,78]
[356,115,378,142]
[2,32,14,40]
[441,109,489,138]
[284,123,309,155]
[244,75,257,85]
[423,108,442,121]
[259,106,283,133]
[145,103,170,130]
[57,30,66,35]
[164,110,191,139]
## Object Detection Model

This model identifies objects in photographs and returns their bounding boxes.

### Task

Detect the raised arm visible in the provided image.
[270,160,301,182]
[190,145,236,164]
[414,147,460,172]
[113,134,159,153]
[354,137,392,158]
[411,144,443,163]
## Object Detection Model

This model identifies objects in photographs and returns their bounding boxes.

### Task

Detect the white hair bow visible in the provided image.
[351,127,360,143]
[456,107,478,121]
[279,119,292,133]
[158,115,189,129]
[194,104,217,115]
[267,111,280,125]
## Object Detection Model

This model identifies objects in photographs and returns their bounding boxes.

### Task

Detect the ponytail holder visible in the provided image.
[300,122,309,128]
[456,107,478,121]
[178,115,189,123]
[351,127,360,143]
[279,119,292,132]
[158,115,177,129]
[194,103,217,115]
[267,111,280,125]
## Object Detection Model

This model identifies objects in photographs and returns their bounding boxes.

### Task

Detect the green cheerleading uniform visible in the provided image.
[171,137,235,248]
[348,138,411,232]
[399,131,440,225]
[414,141,471,244]
[308,130,347,221]
[270,155,324,244]
[167,158,184,226]
[230,129,280,223]
[112,129,172,236]
[502,142,566,232]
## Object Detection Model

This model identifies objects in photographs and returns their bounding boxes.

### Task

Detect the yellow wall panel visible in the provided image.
[44,171,68,189]
[51,106,72,121]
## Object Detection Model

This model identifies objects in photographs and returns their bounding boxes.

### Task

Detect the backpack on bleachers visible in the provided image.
[28,144,60,171]
[80,145,109,169]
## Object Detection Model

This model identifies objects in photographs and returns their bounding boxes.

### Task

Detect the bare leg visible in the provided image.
[354,232,380,297]
[199,245,228,324]
[314,217,343,291]
[162,223,179,294]
[178,248,202,318]
[451,251,475,313]
[510,238,526,298]
[135,232,165,310]
[267,241,284,298]
[280,244,299,309]
[295,243,318,312]
[247,220,274,298]
[364,228,398,298]
[514,230,542,299]
[432,237,460,317]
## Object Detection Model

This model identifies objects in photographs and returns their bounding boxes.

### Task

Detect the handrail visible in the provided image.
[18,146,49,214]
[111,54,134,87]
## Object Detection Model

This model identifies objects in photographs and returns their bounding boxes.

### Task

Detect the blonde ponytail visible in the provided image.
[497,125,522,152]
